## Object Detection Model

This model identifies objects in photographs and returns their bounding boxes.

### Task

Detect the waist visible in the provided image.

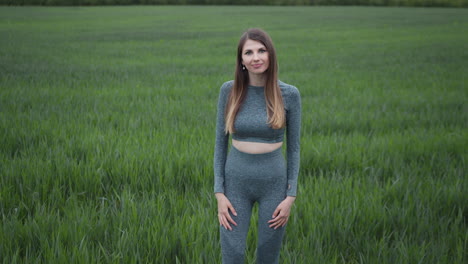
[232,134,283,143]
[232,139,283,154]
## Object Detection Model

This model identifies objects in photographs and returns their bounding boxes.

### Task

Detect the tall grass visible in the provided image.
[0,6,467,263]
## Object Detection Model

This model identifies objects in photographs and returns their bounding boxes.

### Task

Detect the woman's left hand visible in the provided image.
[268,196,296,229]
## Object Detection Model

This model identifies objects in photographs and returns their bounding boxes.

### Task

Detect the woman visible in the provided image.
[214,28,301,264]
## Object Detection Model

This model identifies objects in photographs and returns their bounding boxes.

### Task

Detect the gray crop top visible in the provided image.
[213,80,301,196]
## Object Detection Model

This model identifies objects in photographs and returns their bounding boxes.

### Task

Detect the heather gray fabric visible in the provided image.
[213,80,301,263]
[221,146,287,264]
[213,80,301,196]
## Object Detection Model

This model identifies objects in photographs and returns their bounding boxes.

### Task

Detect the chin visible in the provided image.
[252,68,268,75]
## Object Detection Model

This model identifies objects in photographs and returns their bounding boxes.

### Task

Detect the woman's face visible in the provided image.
[241,39,269,76]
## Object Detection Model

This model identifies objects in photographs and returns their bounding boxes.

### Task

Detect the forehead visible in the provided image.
[242,39,266,51]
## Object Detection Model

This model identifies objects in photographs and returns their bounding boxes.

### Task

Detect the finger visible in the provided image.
[270,220,282,229]
[229,205,238,216]
[224,214,232,230]
[270,214,287,227]
[268,216,284,227]
[270,219,284,229]
[275,220,285,229]
[222,216,232,231]
[268,211,284,223]
[219,215,226,229]
[268,218,278,223]
[268,215,287,223]
[272,207,281,218]
[268,215,281,224]
[226,213,237,226]
[219,215,229,230]
[276,218,287,229]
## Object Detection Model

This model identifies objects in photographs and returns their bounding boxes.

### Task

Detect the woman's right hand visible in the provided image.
[215,193,237,231]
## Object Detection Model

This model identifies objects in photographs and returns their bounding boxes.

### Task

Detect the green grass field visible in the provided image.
[0,5,467,263]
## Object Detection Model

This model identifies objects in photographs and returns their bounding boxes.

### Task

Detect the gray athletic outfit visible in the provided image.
[214,80,301,264]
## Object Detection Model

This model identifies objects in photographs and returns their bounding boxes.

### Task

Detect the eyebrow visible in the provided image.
[243,47,267,52]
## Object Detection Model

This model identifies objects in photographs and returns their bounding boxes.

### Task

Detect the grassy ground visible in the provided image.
[0,5,467,264]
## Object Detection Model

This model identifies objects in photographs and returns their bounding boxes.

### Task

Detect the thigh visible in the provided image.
[255,163,287,264]
[220,197,253,264]
[256,196,286,264]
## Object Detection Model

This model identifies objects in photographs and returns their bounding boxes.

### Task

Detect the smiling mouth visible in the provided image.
[253,64,263,68]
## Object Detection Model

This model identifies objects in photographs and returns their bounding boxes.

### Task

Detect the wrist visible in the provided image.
[285,196,296,203]
[215,192,225,200]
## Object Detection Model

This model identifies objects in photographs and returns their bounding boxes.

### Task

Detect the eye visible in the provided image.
[259,49,267,53]
[244,50,252,55]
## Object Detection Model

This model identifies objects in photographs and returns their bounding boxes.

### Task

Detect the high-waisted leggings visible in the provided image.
[220,146,287,264]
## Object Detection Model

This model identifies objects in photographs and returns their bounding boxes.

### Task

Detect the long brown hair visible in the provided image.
[224,28,285,134]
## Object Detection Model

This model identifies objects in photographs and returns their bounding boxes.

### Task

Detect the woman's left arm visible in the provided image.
[285,86,302,197]
[268,85,301,228]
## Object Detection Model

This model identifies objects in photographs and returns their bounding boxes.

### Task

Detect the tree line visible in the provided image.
[1,0,467,8]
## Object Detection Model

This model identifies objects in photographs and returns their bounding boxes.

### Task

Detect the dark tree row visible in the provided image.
[1,0,466,8]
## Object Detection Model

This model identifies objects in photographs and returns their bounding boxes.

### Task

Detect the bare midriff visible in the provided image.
[232,139,283,154]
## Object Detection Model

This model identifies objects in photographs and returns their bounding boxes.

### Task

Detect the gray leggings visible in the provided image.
[221,146,287,264]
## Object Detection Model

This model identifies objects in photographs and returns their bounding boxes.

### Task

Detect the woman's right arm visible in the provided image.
[213,81,237,230]
[213,81,232,194]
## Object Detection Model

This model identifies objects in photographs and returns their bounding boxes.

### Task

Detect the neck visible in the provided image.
[248,73,266,87]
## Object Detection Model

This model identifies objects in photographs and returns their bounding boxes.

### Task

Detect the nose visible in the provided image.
[253,52,259,61]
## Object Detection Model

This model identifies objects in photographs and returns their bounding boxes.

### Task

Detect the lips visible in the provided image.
[252,64,263,68]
